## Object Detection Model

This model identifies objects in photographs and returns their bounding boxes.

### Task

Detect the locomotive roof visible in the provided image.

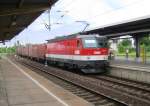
[47,34,105,43]
[47,34,77,43]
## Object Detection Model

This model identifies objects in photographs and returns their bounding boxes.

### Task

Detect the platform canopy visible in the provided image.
[0,0,57,42]
[82,16,150,38]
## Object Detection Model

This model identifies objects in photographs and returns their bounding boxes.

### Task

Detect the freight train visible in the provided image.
[16,34,109,73]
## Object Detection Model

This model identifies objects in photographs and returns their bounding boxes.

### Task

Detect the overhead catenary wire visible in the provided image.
[49,0,83,24]
[39,0,74,30]
[42,0,88,28]
[49,0,77,24]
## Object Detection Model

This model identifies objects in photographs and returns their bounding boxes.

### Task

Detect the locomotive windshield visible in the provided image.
[82,37,108,48]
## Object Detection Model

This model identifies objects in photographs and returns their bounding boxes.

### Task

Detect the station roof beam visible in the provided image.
[82,16,150,38]
[0,0,58,42]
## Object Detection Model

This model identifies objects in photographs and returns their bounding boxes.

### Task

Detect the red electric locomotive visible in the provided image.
[46,34,109,73]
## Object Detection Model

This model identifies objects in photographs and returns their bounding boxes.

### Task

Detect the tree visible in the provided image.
[121,39,131,47]
[140,36,150,51]
[117,39,132,53]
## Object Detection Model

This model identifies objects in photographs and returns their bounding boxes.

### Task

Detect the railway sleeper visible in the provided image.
[84,97,102,101]
[93,99,108,104]
[78,93,94,97]
[98,103,115,106]
[70,90,86,94]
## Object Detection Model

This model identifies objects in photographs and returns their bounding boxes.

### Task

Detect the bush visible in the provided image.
[0,47,16,53]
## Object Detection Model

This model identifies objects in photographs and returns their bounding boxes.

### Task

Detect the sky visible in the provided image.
[1,0,150,47]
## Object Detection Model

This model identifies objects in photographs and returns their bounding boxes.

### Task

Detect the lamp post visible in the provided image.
[48,9,51,31]
[75,21,90,32]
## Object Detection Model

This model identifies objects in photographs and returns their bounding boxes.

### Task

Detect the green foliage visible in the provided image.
[140,36,150,52]
[0,47,16,53]
[117,39,133,53]
[117,43,124,53]
[117,35,150,56]
[121,39,131,47]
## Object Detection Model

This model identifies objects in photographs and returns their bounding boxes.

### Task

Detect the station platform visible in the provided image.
[109,59,150,84]
[112,56,150,64]
[0,56,92,106]
[110,59,150,72]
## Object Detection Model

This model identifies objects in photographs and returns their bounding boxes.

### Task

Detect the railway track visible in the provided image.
[14,57,150,106]
[23,64,122,106]
[93,75,150,93]
[15,58,125,106]
[90,75,150,102]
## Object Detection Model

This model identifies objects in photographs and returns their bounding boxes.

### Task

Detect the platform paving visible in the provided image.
[0,56,92,106]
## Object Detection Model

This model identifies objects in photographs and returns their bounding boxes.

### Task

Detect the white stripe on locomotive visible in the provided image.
[46,54,108,61]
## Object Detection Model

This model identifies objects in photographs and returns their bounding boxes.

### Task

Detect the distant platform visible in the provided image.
[110,58,150,84]
[110,58,150,72]
[112,56,150,64]
[0,56,92,106]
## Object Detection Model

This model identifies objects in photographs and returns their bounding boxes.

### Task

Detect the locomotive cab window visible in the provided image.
[97,37,108,48]
[82,37,108,48]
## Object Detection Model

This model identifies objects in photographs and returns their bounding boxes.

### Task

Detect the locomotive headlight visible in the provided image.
[74,50,80,54]
[94,51,101,54]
